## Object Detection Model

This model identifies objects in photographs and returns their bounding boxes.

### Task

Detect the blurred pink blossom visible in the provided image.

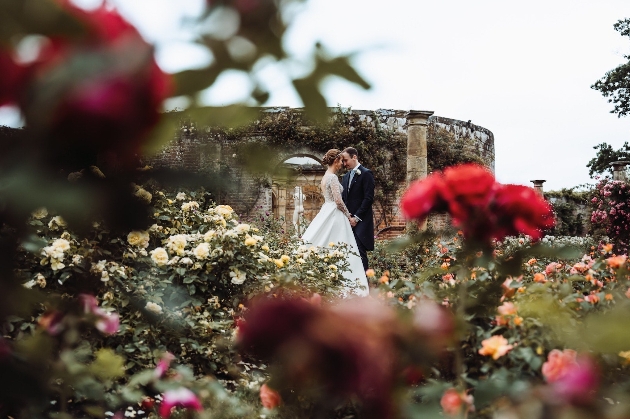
[159,388,203,418]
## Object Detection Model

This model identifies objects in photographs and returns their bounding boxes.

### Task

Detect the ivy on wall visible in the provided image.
[426,124,486,172]
[544,188,589,236]
[174,108,494,229]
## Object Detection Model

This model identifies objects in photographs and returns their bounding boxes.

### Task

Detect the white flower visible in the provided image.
[181,201,200,212]
[23,279,36,289]
[48,216,66,230]
[356,169,361,175]
[166,234,187,256]
[35,273,47,288]
[215,205,234,219]
[235,224,250,234]
[176,192,187,201]
[72,254,83,265]
[127,230,150,248]
[150,247,169,266]
[32,207,48,219]
[51,260,65,271]
[229,268,246,284]
[193,243,210,260]
[101,271,110,282]
[180,257,193,265]
[145,302,163,314]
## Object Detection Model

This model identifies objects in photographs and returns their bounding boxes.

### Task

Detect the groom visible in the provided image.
[341,147,375,271]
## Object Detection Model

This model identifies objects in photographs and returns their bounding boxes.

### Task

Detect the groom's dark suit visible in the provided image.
[342,164,375,270]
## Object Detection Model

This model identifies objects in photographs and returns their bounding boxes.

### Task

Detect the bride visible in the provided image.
[301,149,369,296]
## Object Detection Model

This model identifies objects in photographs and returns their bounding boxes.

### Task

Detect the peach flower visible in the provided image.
[607,255,627,269]
[542,349,577,382]
[478,335,513,359]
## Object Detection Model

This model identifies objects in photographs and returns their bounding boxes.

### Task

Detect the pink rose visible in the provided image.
[159,388,203,418]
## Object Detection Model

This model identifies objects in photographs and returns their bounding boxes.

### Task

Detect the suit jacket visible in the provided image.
[341,164,375,250]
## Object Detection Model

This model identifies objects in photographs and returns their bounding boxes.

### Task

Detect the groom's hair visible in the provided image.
[343,147,358,158]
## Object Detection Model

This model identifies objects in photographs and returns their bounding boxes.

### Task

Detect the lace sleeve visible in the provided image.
[328,175,352,218]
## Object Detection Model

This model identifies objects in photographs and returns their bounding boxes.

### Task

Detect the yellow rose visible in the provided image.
[245,237,257,246]
[150,247,169,266]
[127,230,150,248]
[281,255,290,263]
[261,244,270,252]
[274,259,284,268]
[329,265,337,271]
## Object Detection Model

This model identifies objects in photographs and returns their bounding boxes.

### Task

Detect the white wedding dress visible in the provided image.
[301,173,369,296]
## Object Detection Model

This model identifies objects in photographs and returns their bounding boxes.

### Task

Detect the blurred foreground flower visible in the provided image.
[238,297,398,418]
[11,1,171,167]
[400,164,554,243]
[159,388,203,418]
[542,350,599,405]
[440,388,474,417]
[260,383,282,409]
[79,294,119,335]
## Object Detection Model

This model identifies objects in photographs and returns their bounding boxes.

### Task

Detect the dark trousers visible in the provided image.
[354,234,369,271]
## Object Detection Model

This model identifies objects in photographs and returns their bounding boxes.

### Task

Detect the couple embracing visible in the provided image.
[302,147,374,296]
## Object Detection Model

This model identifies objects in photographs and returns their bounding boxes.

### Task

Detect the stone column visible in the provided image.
[405,110,434,232]
[612,161,630,181]
[530,180,546,195]
[405,110,434,185]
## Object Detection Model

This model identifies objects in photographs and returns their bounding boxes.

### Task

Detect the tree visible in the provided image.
[592,19,630,117]
[586,141,630,177]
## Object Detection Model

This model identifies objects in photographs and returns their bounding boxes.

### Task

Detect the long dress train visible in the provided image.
[301,173,369,296]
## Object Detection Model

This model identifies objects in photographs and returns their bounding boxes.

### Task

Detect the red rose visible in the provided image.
[400,172,448,221]
[492,184,554,240]
[440,163,497,224]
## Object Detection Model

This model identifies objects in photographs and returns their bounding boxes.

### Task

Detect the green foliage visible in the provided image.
[427,124,486,172]
[586,142,630,177]
[544,188,589,236]
[592,19,630,118]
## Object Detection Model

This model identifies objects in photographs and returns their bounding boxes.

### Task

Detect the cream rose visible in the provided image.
[151,247,169,266]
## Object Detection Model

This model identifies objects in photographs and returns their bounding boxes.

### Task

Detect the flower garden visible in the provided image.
[3,1,630,419]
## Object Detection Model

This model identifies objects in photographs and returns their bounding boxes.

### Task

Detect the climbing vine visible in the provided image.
[178,108,493,229]
[544,188,589,236]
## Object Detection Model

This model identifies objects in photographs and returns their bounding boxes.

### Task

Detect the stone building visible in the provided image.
[146,108,495,238]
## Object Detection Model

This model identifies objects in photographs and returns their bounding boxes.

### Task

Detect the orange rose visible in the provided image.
[534,273,546,283]
[478,335,513,359]
[607,255,627,269]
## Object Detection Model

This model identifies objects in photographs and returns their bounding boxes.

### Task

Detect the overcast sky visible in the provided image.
[4,0,630,191]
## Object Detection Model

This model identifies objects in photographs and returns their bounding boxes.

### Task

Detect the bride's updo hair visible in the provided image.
[322,148,342,166]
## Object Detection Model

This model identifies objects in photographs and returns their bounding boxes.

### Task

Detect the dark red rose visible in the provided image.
[0,49,26,106]
[400,172,448,221]
[239,297,398,419]
[491,184,555,241]
[22,2,171,168]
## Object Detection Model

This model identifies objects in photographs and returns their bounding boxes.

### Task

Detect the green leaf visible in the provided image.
[89,348,126,380]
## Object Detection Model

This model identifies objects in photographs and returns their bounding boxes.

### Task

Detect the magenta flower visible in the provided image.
[159,388,203,418]
[154,352,175,378]
[79,293,120,335]
[551,355,599,404]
